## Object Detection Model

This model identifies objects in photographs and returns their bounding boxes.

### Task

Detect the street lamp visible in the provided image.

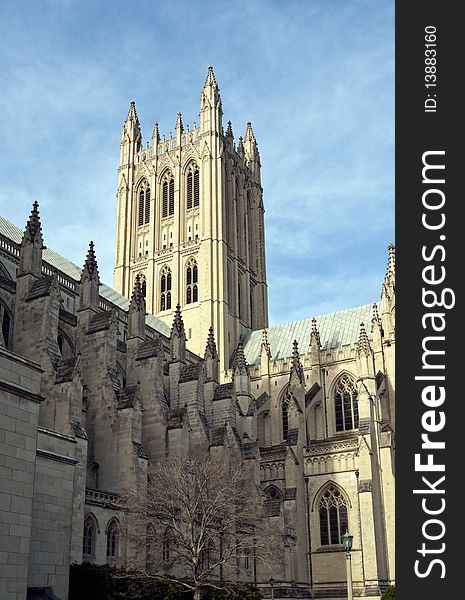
[269,577,275,600]
[342,529,354,600]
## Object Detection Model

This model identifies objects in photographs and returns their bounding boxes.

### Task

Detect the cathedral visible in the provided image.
[0,67,395,600]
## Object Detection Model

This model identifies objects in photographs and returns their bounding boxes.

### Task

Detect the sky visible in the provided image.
[0,0,394,327]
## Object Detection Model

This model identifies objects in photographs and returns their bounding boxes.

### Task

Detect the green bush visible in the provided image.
[381,585,395,600]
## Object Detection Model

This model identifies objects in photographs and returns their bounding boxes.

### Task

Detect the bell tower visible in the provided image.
[113,67,268,372]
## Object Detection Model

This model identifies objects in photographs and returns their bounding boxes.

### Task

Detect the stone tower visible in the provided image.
[113,67,268,370]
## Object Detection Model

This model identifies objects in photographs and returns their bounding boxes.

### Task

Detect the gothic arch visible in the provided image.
[277,384,290,441]
[312,481,351,547]
[329,371,359,433]
[57,328,75,359]
[185,257,198,304]
[311,480,352,512]
[82,513,99,558]
[106,517,120,559]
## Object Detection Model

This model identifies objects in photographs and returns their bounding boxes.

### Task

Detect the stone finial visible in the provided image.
[126,100,139,123]
[23,201,44,248]
[371,303,381,329]
[237,136,244,158]
[204,326,217,359]
[357,323,372,357]
[171,304,185,339]
[387,243,395,275]
[310,317,321,348]
[260,329,271,358]
[245,121,256,143]
[130,274,144,311]
[176,112,184,134]
[233,341,249,376]
[290,339,304,385]
[226,120,234,139]
[204,65,218,89]
[81,241,99,281]
[152,121,160,144]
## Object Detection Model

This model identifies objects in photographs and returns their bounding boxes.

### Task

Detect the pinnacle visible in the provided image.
[204,65,218,88]
[237,136,244,156]
[23,201,44,246]
[386,243,395,276]
[310,317,321,347]
[290,339,304,384]
[233,341,249,375]
[126,100,139,122]
[245,121,256,142]
[204,326,217,358]
[226,120,234,138]
[171,303,185,337]
[83,241,99,277]
[176,112,184,133]
[357,322,372,356]
[130,273,144,309]
[260,329,271,357]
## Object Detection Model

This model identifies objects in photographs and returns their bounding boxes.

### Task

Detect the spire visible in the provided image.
[204,326,217,360]
[81,241,99,282]
[176,112,184,134]
[171,304,185,339]
[203,65,218,90]
[260,329,271,358]
[371,303,382,330]
[357,323,372,357]
[290,340,304,385]
[244,122,256,143]
[126,100,139,124]
[152,121,160,144]
[23,201,44,247]
[233,341,249,376]
[387,242,395,276]
[130,274,144,311]
[226,120,234,142]
[237,136,245,159]
[310,317,321,348]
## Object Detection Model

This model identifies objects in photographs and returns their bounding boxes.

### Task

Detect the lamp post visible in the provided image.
[342,529,354,600]
[269,577,275,600]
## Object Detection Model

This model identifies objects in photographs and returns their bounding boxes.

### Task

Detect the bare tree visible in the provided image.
[122,455,280,600]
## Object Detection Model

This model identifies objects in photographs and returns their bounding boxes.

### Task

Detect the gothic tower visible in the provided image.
[113,67,268,371]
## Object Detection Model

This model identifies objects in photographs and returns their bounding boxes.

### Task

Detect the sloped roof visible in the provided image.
[243,304,376,365]
[0,214,170,336]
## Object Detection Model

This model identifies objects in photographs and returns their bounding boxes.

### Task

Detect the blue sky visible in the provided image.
[0,0,394,326]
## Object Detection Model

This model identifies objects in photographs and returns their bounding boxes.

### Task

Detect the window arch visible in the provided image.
[199,539,214,571]
[334,374,359,432]
[279,387,290,441]
[137,180,151,226]
[106,518,120,559]
[82,514,98,558]
[318,484,349,546]
[162,528,174,563]
[186,258,198,304]
[263,485,282,517]
[161,172,175,218]
[186,164,200,210]
[1,301,13,349]
[160,266,172,311]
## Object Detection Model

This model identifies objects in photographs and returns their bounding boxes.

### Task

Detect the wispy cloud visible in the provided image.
[0,0,394,325]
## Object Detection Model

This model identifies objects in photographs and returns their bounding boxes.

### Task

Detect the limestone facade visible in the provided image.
[0,68,395,600]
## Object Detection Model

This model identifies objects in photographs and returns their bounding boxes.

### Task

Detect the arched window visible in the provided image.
[137,180,151,226]
[1,301,13,349]
[169,177,175,215]
[161,172,174,218]
[186,164,200,210]
[334,375,359,432]
[199,539,214,571]
[160,266,172,311]
[162,180,168,218]
[162,528,173,563]
[82,514,97,558]
[186,258,198,304]
[318,484,349,546]
[264,485,282,517]
[282,393,289,441]
[106,519,119,559]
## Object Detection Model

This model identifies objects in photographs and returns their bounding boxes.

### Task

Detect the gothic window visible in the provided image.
[318,484,349,546]
[1,301,13,349]
[263,485,282,517]
[334,375,359,432]
[160,266,172,311]
[162,180,168,218]
[162,528,173,563]
[199,539,214,571]
[186,164,199,210]
[106,518,119,559]
[186,258,198,304]
[162,173,175,218]
[282,393,290,441]
[82,514,97,558]
[169,177,175,215]
[137,180,151,226]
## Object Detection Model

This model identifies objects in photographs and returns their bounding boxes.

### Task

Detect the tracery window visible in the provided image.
[106,519,119,559]
[334,375,359,432]
[162,173,175,218]
[162,528,173,563]
[186,258,198,304]
[137,180,151,226]
[186,164,200,210]
[1,301,13,349]
[82,514,97,557]
[282,393,290,440]
[160,266,172,311]
[318,485,349,546]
